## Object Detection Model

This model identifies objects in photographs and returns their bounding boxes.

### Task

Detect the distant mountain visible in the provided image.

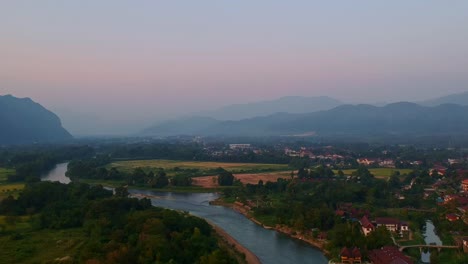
[199,96,343,120]
[142,102,468,138]
[0,95,73,144]
[420,91,468,106]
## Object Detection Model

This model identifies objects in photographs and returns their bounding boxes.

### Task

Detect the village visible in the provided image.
[213,143,468,263]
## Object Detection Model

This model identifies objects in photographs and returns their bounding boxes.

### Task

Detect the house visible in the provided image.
[360,216,375,236]
[379,159,395,168]
[360,217,409,236]
[446,213,460,222]
[430,165,447,176]
[454,237,468,253]
[340,247,362,263]
[284,148,300,157]
[464,237,468,253]
[448,159,462,165]
[229,144,251,150]
[444,195,468,206]
[357,158,378,166]
[368,246,413,264]
[457,205,468,215]
[462,179,468,192]
[317,232,328,240]
[299,150,314,158]
[375,218,409,235]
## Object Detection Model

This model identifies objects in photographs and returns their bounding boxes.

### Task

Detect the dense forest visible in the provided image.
[0,181,238,263]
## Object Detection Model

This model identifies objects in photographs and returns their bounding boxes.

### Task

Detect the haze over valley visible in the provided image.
[3,2,468,264]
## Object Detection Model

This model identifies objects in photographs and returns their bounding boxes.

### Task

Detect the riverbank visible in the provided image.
[209,222,262,264]
[210,199,330,257]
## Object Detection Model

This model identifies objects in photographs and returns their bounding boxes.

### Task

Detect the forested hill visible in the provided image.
[198,96,343,120]
[143,102,468,138]
[0,95,72,144]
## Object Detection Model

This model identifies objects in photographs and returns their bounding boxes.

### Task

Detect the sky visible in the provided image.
[1,1,468,135]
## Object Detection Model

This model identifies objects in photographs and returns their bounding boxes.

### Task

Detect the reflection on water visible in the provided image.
[129,189,328,264]
[421,220,442,263]
[41,165,328,264]
[41,163,70,184]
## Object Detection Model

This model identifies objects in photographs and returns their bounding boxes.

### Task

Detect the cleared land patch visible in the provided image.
[192,171,293,188]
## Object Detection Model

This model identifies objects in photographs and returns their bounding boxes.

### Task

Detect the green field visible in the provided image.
[0,224,88,263]
[0,214,85,263]
[0,167,15,182]
[108,159,289,176]
[335,168,413,178]
[0,167,23,199]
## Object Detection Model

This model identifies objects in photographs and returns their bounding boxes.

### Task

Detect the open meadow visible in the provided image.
[0,167,15,181]
[108,159,289,176]
[0,167,23,199]
[335,168,413,178]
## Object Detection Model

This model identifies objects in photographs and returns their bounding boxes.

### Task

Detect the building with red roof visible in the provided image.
[368,246,413,264]
[446,213,460,222]
[462,179,468,192]
[340,247,362,263]
[360,216,375,236]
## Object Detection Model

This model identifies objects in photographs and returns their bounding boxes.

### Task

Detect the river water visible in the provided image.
[41,163,70,184]
[421,220,442,263]
[42,163,328,264]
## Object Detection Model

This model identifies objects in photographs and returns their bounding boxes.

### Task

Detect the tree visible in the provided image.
[171,175,192,186]
[338,170,345,178]
[152,170,169,188]
[366,226,392,250]
[388,174,401,189]
[115,186,129,198]
[217,170,234,186]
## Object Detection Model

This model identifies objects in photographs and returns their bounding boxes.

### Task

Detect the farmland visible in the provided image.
[107,159,289,176]
[0,167,15,181]
[192,171,293,187]
[0,168,23,199]
[335,168,413,178]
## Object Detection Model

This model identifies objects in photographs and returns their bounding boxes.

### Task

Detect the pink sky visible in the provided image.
[1,1,468,134]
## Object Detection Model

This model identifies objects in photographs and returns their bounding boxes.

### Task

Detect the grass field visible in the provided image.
[335,168,413,178]
[108,159,289,176]
[0,167,15,181]
[0,167,24,199]
[0,226,87,263]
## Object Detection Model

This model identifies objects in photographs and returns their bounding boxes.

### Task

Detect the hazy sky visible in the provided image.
[1,1,468,134]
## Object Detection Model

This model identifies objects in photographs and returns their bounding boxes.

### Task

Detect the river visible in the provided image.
[42,163,328,264]
[421,220,443,263]
[41,163,70,184]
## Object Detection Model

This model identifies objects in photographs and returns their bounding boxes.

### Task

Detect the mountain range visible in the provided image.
[3,90,468,142]
[198,96,343,120]
[143,102,468,138]
[0,95,72,144]
[420,91,468,106]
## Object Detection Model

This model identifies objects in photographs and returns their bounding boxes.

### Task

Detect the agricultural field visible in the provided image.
[192,171,293,188]
[0,167,15,182]
[0,167,24,199]
[335,168,413,178]
[107,159,289,176]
